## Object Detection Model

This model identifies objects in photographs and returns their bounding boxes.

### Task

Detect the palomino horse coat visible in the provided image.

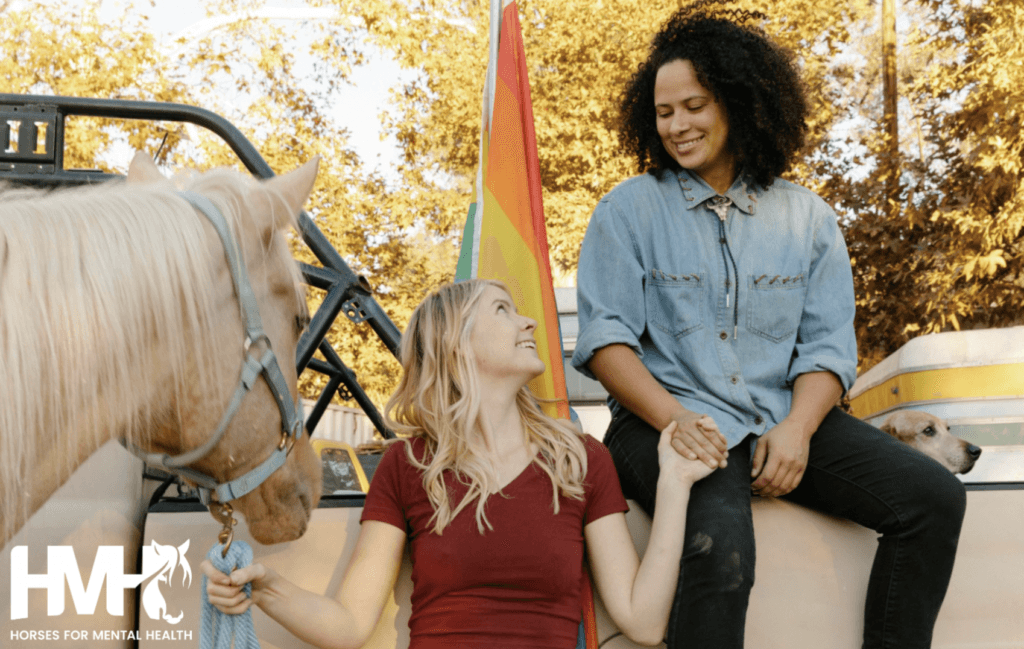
[0,153,322,549]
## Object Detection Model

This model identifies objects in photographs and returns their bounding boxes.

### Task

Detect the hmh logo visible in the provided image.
[11,540,192,623]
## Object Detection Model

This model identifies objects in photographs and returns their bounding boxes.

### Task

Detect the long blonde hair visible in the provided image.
[384,279,588,534]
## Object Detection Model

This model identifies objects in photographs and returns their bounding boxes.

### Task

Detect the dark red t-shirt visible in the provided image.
[361,434,628,649]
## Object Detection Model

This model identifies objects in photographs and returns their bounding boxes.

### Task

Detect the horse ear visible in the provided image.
[126,151,170,185]
[259,156,320,232]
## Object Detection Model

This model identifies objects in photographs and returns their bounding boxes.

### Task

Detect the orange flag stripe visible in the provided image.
[466,0,567,419]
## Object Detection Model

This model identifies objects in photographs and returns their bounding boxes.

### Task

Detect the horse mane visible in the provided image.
[0,169,303,540]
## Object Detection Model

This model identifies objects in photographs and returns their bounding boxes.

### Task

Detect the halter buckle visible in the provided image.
[244,333,270,356]
[278,427,296,452]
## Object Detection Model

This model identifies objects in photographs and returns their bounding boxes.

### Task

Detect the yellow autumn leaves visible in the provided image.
[3,0,1021,401]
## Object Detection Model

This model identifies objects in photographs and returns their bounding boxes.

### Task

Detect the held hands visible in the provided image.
[667,410,728,471]
[201,559,269,615]
[658,421,717,487]
[750,418,812,497]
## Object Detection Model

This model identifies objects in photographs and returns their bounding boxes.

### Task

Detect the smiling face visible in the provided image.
[654,58,737,194]
[468,285,546,387]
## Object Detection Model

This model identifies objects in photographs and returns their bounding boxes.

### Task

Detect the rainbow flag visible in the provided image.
[456,0,569,421]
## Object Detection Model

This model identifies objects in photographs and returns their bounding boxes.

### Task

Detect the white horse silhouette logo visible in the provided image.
[139,540,192,624]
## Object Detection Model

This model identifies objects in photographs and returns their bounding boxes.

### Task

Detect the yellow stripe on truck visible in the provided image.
[849,363,1024,419]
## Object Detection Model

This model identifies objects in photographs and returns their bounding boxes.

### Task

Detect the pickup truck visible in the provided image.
[2,96,1021,649]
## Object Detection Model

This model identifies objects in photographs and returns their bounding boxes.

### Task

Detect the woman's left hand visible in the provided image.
[750,418,812,497]
[658,421,717,487]
[201,560,269,615]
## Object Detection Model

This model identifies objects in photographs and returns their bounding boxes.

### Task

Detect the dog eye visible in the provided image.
[922,426,935,437]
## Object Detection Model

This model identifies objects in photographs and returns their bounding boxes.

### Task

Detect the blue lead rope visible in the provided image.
[201,541,261,649]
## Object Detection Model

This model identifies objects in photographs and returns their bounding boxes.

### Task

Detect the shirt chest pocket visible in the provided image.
[645,269,704,338]
[746,274,807,343]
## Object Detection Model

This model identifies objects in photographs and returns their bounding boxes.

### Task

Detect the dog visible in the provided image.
[879,410,981,474]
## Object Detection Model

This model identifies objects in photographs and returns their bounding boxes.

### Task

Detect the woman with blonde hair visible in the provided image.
[203,279,717,648]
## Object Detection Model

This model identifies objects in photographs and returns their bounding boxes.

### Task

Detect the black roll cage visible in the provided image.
[0,93,400,439]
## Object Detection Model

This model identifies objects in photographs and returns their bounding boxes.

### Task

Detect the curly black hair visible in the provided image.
[619,0,808,189]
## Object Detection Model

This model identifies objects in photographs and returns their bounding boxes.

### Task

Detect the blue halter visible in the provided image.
[122,190,305,509]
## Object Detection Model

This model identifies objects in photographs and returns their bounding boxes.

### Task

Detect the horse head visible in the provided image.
[125,154,322,544]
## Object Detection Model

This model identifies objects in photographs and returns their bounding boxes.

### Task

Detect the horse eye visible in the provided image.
[922,426,935,437]
[295,314,311,333]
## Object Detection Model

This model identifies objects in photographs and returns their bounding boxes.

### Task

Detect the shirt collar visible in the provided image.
[675,169,759,215]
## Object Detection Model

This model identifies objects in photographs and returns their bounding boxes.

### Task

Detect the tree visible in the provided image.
[840,0,1024,368]
[10,0,1020,397]
[322,0,875,274]
[1,1,189,168]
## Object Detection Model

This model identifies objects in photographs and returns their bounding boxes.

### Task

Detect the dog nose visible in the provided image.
[967,444,982,459]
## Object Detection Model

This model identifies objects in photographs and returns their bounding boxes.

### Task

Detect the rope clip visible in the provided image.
[210,502,237,558]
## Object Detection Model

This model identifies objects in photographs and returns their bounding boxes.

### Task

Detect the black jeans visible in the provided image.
[605,407,966,649]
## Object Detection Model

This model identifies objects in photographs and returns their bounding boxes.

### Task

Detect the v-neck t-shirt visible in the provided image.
[361,435,629,649]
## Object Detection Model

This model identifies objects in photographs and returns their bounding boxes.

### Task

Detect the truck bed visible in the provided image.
[133,486,1023,649]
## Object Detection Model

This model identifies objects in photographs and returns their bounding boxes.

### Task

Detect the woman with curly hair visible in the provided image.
[203,279,714,648]
[573,3,966,647]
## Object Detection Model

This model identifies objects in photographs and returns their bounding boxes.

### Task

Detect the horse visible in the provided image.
[0,152,322,550]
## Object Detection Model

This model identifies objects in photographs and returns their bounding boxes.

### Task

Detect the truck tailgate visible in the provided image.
[139,487,1023,649]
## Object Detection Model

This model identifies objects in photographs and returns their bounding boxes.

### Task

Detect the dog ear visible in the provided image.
[879,415,896,436]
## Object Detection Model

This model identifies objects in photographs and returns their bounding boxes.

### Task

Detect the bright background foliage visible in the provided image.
[2,0,1021,404]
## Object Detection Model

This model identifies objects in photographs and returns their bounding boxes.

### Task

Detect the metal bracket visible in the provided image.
[0,104,58,169]
[342,296,370,324]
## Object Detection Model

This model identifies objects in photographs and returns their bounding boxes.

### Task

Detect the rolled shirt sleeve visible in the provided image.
[572,196,648,380]
[570,170,859,449]
[786,204,858,392]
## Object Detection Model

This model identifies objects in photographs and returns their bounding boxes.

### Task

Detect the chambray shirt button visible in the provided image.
[731,376,738,384]
[719,331,728,340]
[755,416,764,425]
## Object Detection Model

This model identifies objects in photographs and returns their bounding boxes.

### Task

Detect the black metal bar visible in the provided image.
[0,93,272,175]
[299,262,340,290]
[296,267,350,373]
[313,340,394,439]
[306,356,392,439]
[297,213,402,358]
[305,374,344,435]
[0,170,112,185]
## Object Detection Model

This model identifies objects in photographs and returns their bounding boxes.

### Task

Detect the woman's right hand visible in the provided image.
[658,421,718,486]
[667,410,728,470]
[201,559,269,615]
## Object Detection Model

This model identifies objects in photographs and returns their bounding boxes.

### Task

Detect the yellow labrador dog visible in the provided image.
[880,411,981,474]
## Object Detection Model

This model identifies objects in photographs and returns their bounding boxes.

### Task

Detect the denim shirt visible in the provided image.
[572,169,857,450]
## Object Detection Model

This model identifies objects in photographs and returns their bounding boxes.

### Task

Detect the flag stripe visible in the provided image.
[459,0,568,420]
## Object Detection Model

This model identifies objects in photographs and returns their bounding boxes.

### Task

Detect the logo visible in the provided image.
[11,540,192,623]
